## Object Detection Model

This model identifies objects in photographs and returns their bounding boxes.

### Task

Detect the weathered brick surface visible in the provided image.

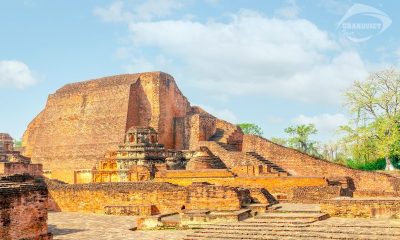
[47,181,248,214]
[155,174,327,199]
[0,162,42,177]
[321,198,400,218]
[0,176,52,240]
[186,182,249,211]
[23,74,140,183]
[22,72,239,183]
[243,135,400,193]
[292,186,342,203]
[200,141,260,168]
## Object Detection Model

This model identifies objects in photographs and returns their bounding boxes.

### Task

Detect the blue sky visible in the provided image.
[1,0,399,143]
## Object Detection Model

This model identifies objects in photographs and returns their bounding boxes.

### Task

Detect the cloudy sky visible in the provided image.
[1,0,399,142]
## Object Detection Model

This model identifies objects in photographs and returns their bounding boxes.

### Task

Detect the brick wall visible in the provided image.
[0,162,42,176]
[182,109,240,151]
[243,135,400,193]
[22,72,193,183]
[48,182,187,214]
[47,181,249,214]
[321,198,400,218]
[0,176,52,240]
[186,182,248,211]
[23,74,138,183]
[292,186,342,203]
[155,174,327,199]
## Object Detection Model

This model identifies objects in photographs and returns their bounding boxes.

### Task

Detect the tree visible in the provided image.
[343,68,400,170]
[238,123,263,136]
[270,137,287,146]
[13,139,22,148]
[284,124,320,156]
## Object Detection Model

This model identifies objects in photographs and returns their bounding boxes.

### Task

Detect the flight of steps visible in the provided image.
[184,203,400,240]
[200,141,289,176]
[209,128,238,144]
[246,152,290,176]
[217,142,240,151]
[206,127,290,176]
[200,141,264,168]
[208,127,242,151]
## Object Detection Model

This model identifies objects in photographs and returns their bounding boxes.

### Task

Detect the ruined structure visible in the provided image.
[0,133,13,152]
[185,147,226,170]
[48,181,251,215]
[0,133,42,177]
[22,71,400,229]
[92,126,167,182]
[23,72,240,183]
[0,175,52,240]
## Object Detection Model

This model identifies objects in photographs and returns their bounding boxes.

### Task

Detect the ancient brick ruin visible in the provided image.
[14,71,400,238]
[1,134,51,240]
[0,175,52,240]
[0,133,43,177]
[23,72,240,183]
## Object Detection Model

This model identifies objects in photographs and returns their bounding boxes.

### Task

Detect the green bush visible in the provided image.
[346,157,400,171]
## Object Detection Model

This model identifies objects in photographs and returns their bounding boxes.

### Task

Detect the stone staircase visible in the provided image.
[199,141,289,176]
[205,127,289,176]
[184,203,400,240]
[246,152,290,176]
[208,127,242,151]
[199,141,263,169]
[217,142,240,152]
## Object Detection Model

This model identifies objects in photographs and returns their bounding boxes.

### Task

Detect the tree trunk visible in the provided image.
[385,156,395,171]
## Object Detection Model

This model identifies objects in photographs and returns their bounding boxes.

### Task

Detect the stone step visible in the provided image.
[216,142,239,151]
[185,229,400,240]
[193,225,400,236]
[197,222,400,229]
[244,219,316,224]
[198,222,312,228]
[272,203,321,212]
[245,152,289,175]
[255,212,329,221]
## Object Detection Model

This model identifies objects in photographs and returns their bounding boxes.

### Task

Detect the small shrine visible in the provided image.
[93,127,166,182]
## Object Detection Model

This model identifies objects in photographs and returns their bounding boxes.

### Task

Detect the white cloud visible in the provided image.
[125,10,367,104]
[93,1,133,22]
[275,0,301,19]
[0,60,37,89]
[292,113,348,139]
[135,0,183,21]
[94,0,182,22]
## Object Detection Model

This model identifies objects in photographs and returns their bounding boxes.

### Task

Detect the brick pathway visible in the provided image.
[48,212,191,240]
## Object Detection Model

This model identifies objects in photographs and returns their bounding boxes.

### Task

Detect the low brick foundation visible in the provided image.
[321,198,400,218]
[47,181,250,215]
[104,205,156,216]
[292,186,342,203]
[155,175,327,200]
